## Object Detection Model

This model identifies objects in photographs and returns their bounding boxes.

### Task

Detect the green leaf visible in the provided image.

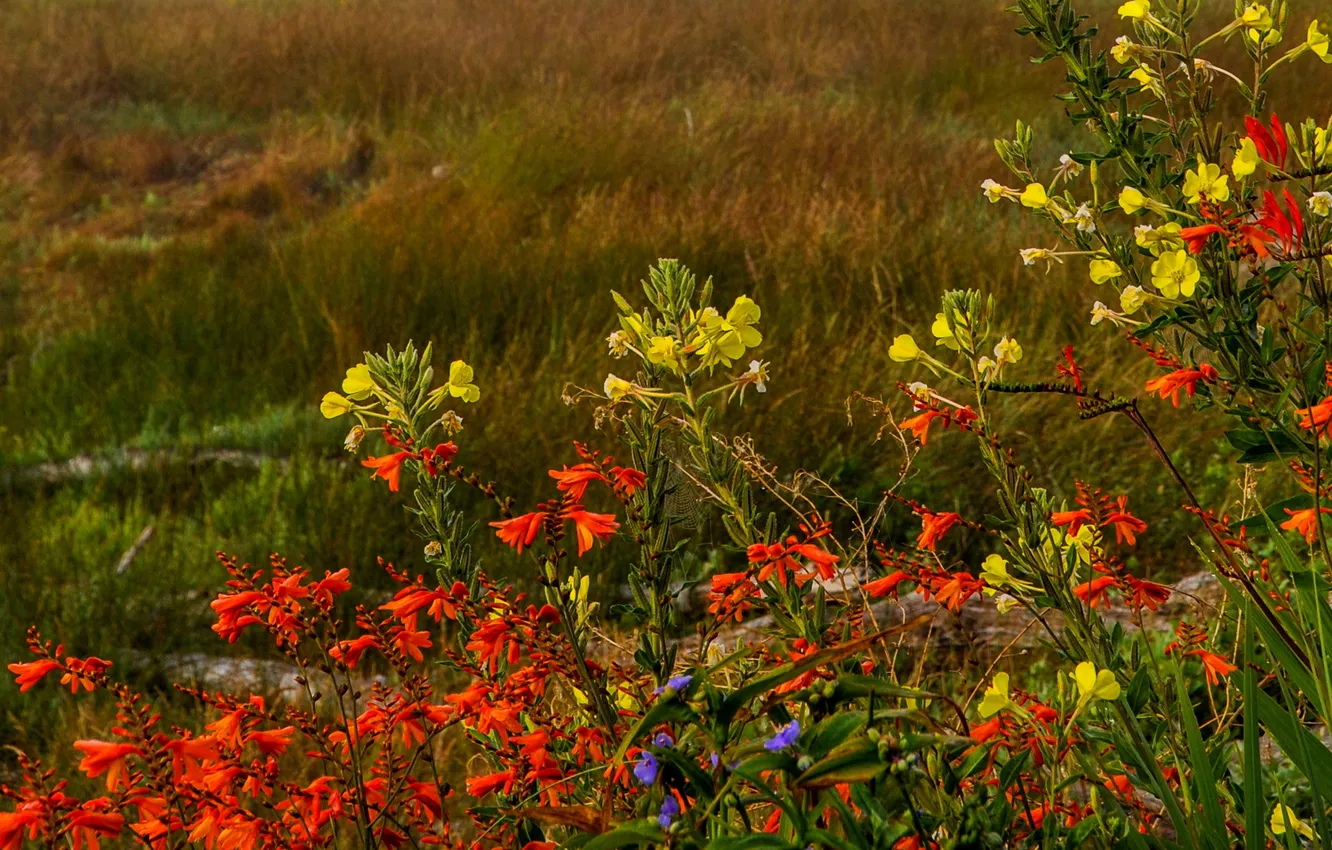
[580,823,664,850]
[1254,689,1332,794]
[1171,662,1227,848]
[1243,620,1264,850]
[793,739,887,789]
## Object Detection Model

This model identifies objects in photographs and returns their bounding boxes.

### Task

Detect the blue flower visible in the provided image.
[709,751,720,770]
[633,751,659,786]
[653,674,694,696]
[764,720,800,752]
[652,731,674,748]
[657,795,681,829]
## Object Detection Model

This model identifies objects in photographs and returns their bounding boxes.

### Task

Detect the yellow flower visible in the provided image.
[1111,36,1137,64]
[446,360,480,403]
[889,334,922,363]
[1020,183,1050,209]
[1120,285,1148,314]
[1311,20,1331,62]
[726,296,763,346]
[603,374,633,400]
[1135,222,1183,255]
[1129,64,1164,98]
[1151,250,1200,299]
[342,363,374,400]
[1310,192,1332,218]
[931,313,960,351]
[981,554,1038,595]
[978,672,1014,718]
[1089,257,1123,284]
[1232,137,1261,178]
[1183,158,1229,205]
[981,179,1010,203]
[1272,803,1315,840]
[693,297,763,367]
[1119,186,1147,214]
[343,425,366,451]
[1073,661,1121,703]
[994,336,1023,365]
[1240,3,1272,31]
[646,336,685,372]
[1118,0,1150,19]
[320,391,354,419]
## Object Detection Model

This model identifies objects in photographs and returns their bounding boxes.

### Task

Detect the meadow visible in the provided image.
[1,0,1327,779]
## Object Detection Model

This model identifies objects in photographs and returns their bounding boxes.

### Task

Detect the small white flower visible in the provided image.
[424,541,443,557]
[994,336,1023,365]
[1020,247,1052,266]
[1071,203,1096,233]
[976,356,996,374]
[746,359,769,393]
[1310,191,1332,218]
[1056,153,1084,182]
[907,381,932,400]
[981,178,1008,203]
[606,330,631,358]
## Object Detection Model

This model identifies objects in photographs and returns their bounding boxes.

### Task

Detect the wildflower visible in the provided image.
[245,727,295,756]
[646,336,685,373]
[1051,507,1093,536]
[1125,576,1172,611]
[320,392,354,419]
[1020,247,1056,268]
[693,296,763,366]
[342,363,374,400]
[1111,35,1138,63]
[1232,137,1261,178]
[978,672,1014,717]
[1311,20,1331,62]
[1297,396,1332,435]
[657,796,681,829]
[1020,183,1050,209]
[889,334,922,362]
[1120,286,1147,314]
[1310,191,1332,218]
[981,179,1013,203]
[606,330,632,357]
[653,674,694,696]
[1118,0,1149,19]
[564,506,620,556]
[490,511,550,554]
[634,751,659,785]
[1182,158,1229,205]
[970,716,1004,743]
[1073,576,1118,608]
[1145,363,1218,406]
[1119,186,1147,214]
[931,312,964,350]
[362,451,412,492]
[917,511,962,551]
[764,720,800,752]
[1129,64,1164,98]
[549,463,608,500]
[1135,221,1183,254]
[445,360,480,403]
[439,410,464,435]
[604,374,633,400]
[976,355,995,374]
[1150,250,1199,298]
[1072,662,1121,704]
[980,553,1038,595]
[1281,507,1332,544]
[863,571,911,598]
[74,741,141,790]
[1188,650,1237,686]
[1089,257,1122,284]
[993,336,1023,365]
[1239,3,1272,31]
[343,425,366,451]
[1069,202,1095,232]
[1246,114,1288,168]
[466,770,517,797]
[8,659,60,692]
[740,359,769,394]
[1090,301,1129,327]
[1272,803,1315,840]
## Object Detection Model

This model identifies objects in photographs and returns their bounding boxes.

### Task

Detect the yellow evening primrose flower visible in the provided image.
[1183,158,1229,205]
[1240,3,1273,31]
[1310,192,1332,218]
[1129,64,1164,98]
[725,296,763,347]
[1089,257,1123,284]
[1232,137,1261,178]
[320,391,354,419]
[1020,183,1050,209]
[342,363,374,400]
[981,553,1039,595]
[1135,222,1183,255]
[446,360,481,403]
[1118,0,1150,19]
[1121,285,1148,314]
[1111,36,1137,64]
[981,179,1010,203]
[1119,186,1148,214]
[1073,662,1121,703]
[1151,250,1200,298]
[646,335,685,372]
[979,672,1015,718]
[889,334,922,362]
[931,312,965,351]
[1311,20,1331,61]
[603,374,633,400]
[994,336,1023,365]
[1272,803,1315,840]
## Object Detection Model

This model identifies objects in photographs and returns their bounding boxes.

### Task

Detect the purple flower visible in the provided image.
[709,751,720,770]
[652,731,674,748]
[657,796,681,829]
[633,751,659,786]
[653,674,694,696]
[764,720,800,752]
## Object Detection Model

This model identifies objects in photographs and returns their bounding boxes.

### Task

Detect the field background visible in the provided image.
[2,0,1324,772]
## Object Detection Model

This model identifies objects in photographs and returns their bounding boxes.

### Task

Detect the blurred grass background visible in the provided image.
[2,0,1326,766]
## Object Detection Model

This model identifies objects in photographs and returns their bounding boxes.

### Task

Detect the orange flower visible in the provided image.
[1281,506,1332,544]
[490,511,551,554]
[68,810,124,850]
[330,635,381,667]
[466,769,517,797]
[245,726,295,756]
[7,659,59,692]
[1188,650,1237,686]
[610,466,647,494]
[969,716,1003,744]
[1050,509,1092,536]
[59,656,112,693]
[1124,576,1171,611]
[1144,364,1217,407]
[863,571,911,598]
[1102,496,1147,545]
[1296,396,1332,435]
[934,572,983,612]
[916,511,961,551]
[549,463,608,500]
[74,741,141,790]
[1072,575,1118,609]
[564,506,619,556]
[899,409,945,445]
[391,627,432,662]
[0,810,41,850]
[361,450,412,491]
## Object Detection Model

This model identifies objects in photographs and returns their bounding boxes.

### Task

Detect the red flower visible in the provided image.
[900,409,945,445]
[0,811,41,850]
[1050,509,1092,535]
[549,463,608,501]
[7,659,59,692]
[1178,223,1226,254]
[490,511,551,554]
[67,810,124,850]
[59,656,112,693]
[391,627,432,662]
[1144,364,1217,407]
[1245,113,1288,168]
[610,466,647,494]
[466,769,517,797]
[1296,396,1332,435]
[1260,189,1305,254]
[362,450,412,491]
[863,571,911,598]
[1102,496,1147,546]
[1281,507,1332,544]
[74,741,141,790]
[1188,649,1237,686]
[969,716,1003,744]
[1125,576,1171,611]
[244,726,295,756]
[916,511,961,551]
[1072,575,1118,609]
[563,506,619,556]
[419,442,457,476]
